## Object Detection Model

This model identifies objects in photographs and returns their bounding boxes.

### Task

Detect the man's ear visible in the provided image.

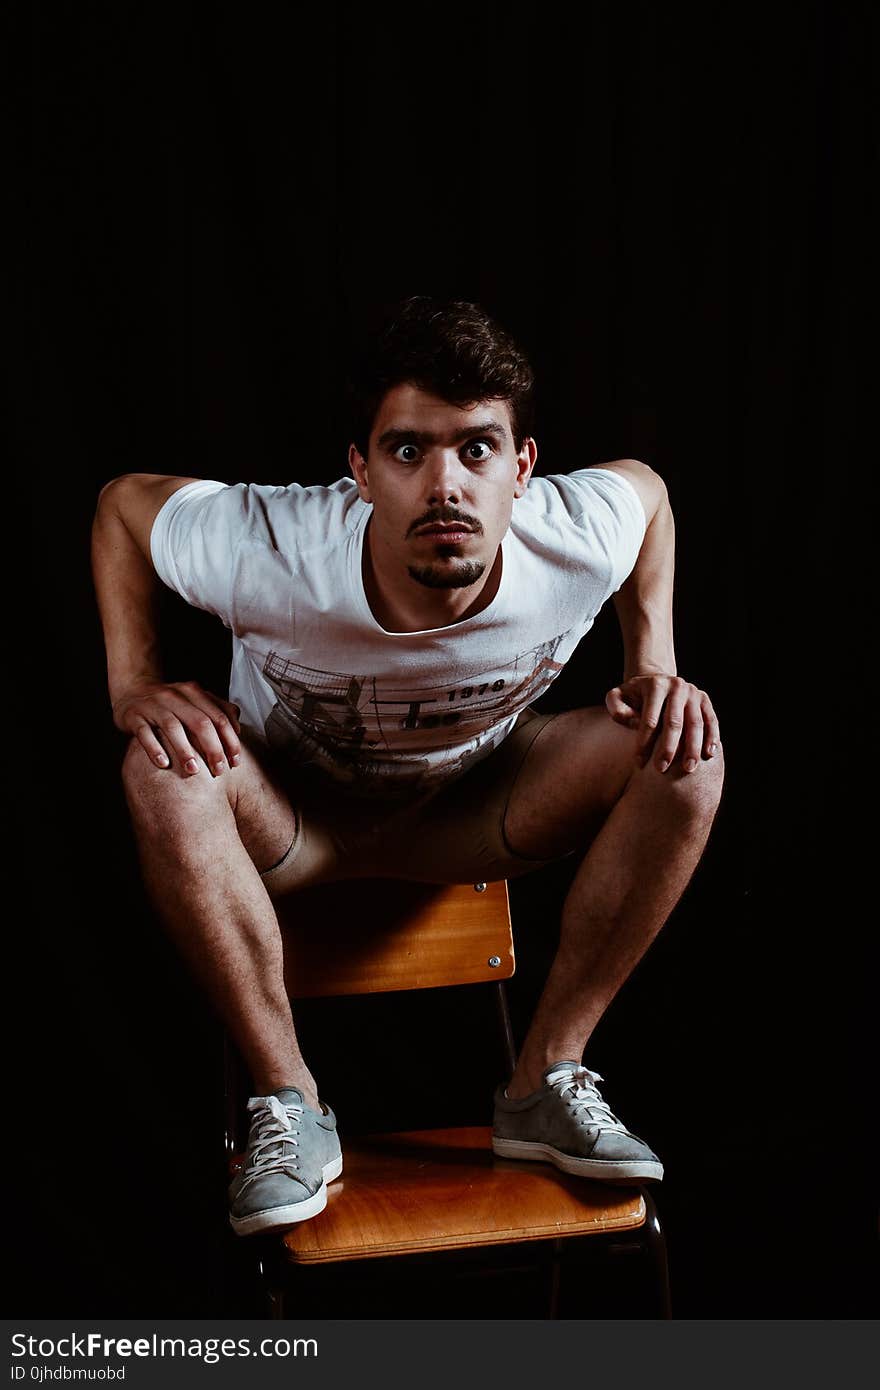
[513,437,538,497]
[349,443,372,502]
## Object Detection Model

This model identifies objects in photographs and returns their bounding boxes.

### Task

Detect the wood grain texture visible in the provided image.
[278,879,514,997]
[280,1126,646,1263]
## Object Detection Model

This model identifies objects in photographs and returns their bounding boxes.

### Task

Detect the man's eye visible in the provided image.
[394,444,420,463]
[463,440,493,461]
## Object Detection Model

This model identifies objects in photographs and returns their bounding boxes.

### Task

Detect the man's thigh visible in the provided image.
[121,726,299,875]
[501,706,637,861]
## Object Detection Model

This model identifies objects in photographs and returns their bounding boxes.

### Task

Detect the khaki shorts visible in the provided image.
[259,708,568,896]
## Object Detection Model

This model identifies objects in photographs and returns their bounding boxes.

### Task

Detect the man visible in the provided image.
[91,296,723,1238]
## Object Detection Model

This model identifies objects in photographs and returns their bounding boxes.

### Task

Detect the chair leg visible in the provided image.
[264,1260,286,1320]
[640,1187,672,1317]
[547,1238,563,1318]
[246,1244,288,1320]
[223,1033,247,1171]
[494,981,518,1077]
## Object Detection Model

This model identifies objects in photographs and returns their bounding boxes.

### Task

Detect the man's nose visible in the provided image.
[424,451,463,506]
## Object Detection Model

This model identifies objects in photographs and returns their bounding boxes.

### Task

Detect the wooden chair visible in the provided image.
[224,878,672,1317]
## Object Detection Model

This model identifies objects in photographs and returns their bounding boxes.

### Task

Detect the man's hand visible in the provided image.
[605,674,720,774]
[112,680,243,777]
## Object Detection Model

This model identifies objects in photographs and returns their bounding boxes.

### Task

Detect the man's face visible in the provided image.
[349,383,536,592]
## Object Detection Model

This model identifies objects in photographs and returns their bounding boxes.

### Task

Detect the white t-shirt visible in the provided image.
[150,469,646,798]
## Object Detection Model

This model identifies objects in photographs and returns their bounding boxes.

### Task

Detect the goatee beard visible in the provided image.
[407,559,487,590]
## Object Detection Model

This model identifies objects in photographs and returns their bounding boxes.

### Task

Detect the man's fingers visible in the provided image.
[605,687,640,726]
[117,683,243,775]
[651,681,689,771]
[214,702,243,764]
[701,697,721,759]
[182,711,234,776]
[659,691,717,774]
[166,693,242,773]
[123,702,214,776]
[223,700,242,733]
[636,686,669,764]
[134,721,171,769]
[215,696,243,739]
[678,699,705,773]
[621,678,720,774]
[129,713,198,774]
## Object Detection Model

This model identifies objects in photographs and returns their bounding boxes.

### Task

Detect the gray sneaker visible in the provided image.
[492,1061,663,1183]
[229,1087,343,1236]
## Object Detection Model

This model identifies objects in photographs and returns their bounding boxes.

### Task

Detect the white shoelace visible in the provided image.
[545,1065,628,1133]
[236,1095,303,1194]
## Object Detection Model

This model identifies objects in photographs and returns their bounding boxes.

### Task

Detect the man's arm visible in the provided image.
[91,473,242,776]
[593,459,720,774]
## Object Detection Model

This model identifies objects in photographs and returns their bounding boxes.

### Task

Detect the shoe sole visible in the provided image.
[229,1153,344,1236]
[491,1137,663,1183]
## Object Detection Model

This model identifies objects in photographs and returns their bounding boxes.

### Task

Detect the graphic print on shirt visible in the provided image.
[261,634,567,793]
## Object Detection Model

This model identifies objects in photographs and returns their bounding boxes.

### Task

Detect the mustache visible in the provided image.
[407,507,484,537]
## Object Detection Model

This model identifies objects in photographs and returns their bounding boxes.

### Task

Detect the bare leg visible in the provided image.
[121,738,321,1109]
[501,709,724,1097]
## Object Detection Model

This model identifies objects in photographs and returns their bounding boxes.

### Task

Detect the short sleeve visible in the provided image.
[547,467,647,595]
[150,475,366,637]
[150,480,242,625]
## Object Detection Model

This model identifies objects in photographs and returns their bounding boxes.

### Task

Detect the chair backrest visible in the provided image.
[276,879,513,998]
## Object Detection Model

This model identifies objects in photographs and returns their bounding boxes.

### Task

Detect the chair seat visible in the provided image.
[280,1125,647,1264]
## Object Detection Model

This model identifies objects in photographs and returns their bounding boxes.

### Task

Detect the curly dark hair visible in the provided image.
[346,296,535,455]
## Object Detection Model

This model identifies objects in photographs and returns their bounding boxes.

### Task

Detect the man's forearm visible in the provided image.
[91,478,164,710]
[613,489,676,680]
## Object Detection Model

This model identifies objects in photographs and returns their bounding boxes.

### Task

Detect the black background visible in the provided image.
[20,2,874,1319]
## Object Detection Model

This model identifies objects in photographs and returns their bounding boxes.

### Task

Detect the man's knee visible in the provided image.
[122,736,299,869]
[638,741,725,825]
[121,734,157,797]
[121,736,231,826]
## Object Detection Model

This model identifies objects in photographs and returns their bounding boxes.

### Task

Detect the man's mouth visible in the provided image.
[415,522,474,541]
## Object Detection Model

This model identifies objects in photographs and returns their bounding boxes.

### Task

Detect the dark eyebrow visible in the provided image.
[376,420,508,450]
